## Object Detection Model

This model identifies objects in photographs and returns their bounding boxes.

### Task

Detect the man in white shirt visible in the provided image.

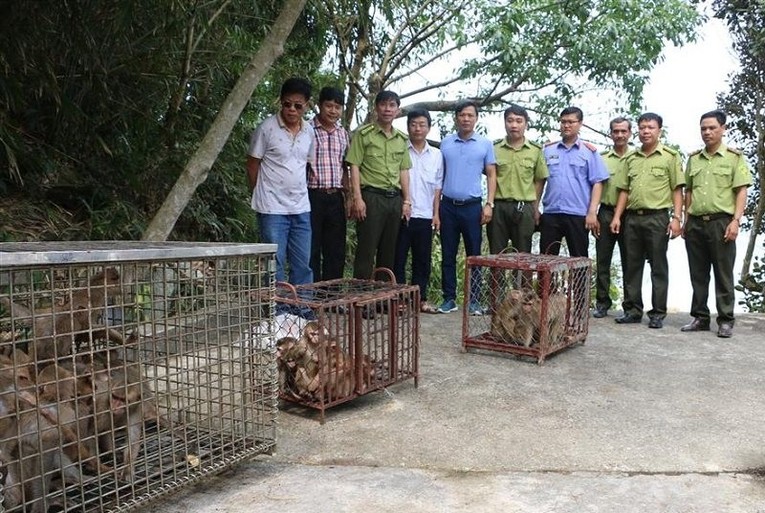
[393,109,443,313]
[246,77,315,286]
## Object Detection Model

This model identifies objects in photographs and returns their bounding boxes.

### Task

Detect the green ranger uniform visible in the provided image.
[594,149,629,312]
[346,123,412,279]
[684,144,750,325]
[613,144,684,320]
[487,138,548,254]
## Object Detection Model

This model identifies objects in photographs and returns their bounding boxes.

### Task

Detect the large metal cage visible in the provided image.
[270,269,419,423]
[462,253,592,364]
[0,242,277,512]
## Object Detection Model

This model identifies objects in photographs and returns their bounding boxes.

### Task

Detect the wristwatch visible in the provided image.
[486,202,494,209]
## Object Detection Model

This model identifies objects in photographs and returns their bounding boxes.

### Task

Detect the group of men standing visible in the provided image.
[246,78,750,338]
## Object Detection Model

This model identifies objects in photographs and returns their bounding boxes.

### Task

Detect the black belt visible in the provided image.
[494,198,528,204]
[309,188,343,194]
[442,195,482,206]
[627,208,667,216]
[689,213,732,222]
[599,204,615,212]
[362,186,400,198]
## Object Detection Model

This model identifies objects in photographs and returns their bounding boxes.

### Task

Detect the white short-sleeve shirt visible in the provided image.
[408,142,444,220]
[248,114,315,215]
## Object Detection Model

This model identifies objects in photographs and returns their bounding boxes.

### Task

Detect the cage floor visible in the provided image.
[9,423,274,513]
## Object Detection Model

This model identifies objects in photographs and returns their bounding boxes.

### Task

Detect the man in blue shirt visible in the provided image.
[437,100,497,315]
[541,106,609,257]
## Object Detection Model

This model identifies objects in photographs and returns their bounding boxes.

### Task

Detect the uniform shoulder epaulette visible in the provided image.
[528,140,542,149]
[582,141,598,152]
[726,146,742,155]
[688,149,702,157]
[544,140,556,147]
[600,149,609,156]
[493,138,504,146]
[357,123,376,136]
[661,145,678,155]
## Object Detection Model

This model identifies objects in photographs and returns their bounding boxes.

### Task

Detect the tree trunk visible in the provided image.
[740,92,765,280]
[141,0,307,241]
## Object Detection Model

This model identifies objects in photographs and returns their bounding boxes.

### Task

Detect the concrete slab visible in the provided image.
[151,312,765,512]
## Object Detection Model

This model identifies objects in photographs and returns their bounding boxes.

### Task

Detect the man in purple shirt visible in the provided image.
[541,106,609,257]
[437,100,497,315]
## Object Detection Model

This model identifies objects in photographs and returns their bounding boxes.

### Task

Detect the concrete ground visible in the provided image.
[152,311,765,513]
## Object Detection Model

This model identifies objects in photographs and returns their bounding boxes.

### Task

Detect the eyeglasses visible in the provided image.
[560,119,580,126]
[282,101,306,111]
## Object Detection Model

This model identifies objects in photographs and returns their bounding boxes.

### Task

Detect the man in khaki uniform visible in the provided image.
[593,117,631,318]
[610,112,685,329]
[347,90,412,279]
[488,104,548,254]
[681,110,750,338]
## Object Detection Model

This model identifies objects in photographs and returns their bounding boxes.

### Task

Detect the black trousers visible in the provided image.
[308,189,347,281]
[595,208,625,310]
[540,213,589,257]
[684,214,736,324]
[622,212,669,319]
[393,217,434,299]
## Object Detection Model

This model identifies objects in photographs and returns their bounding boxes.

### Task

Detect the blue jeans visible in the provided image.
[439,201,482,302]
[258,213,313,285]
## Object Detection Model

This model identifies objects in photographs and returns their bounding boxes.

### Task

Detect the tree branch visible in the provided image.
[142,0,308,241]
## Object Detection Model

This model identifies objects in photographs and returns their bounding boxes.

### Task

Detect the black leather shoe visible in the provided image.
[592,307,608,318]
[680,318,710,332]
[717,322,733,338]
[648,317,663,329]
[615,313,642,324]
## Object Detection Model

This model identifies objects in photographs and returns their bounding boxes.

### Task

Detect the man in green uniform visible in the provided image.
[487,104,548,254]
[347,90,412,280]
[593,117,632,318]
[610,112,685,329]
[681,110,750,338]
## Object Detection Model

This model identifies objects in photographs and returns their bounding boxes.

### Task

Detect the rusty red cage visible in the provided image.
[462,253,592,364]
[270,270,419,423]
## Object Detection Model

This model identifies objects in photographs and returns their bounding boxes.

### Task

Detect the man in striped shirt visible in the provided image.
[308,86,351,281]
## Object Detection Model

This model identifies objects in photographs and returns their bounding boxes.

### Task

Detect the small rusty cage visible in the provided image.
[0,242,277,512]
[270,270,419,422]
[462,253,592,364]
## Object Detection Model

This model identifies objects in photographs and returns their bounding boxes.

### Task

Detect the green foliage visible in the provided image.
[737,257,765,313]
[0,0,329,241]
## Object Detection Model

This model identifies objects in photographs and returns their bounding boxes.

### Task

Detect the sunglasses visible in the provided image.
[282,101,306,111]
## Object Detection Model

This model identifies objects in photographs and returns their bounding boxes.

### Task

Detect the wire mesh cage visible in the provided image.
[0,242,277,512]
[267,269,419,423]
[462,253,592,364]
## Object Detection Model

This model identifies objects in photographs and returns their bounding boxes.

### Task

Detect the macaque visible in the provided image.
[0,267,124,363]
[91,358,160,482]
[0,373,110,513]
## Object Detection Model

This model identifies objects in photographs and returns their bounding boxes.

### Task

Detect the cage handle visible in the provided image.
[275,281,298,300]
[372,267,396,284]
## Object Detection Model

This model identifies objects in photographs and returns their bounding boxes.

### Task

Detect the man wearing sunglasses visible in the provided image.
[246,77,315,287]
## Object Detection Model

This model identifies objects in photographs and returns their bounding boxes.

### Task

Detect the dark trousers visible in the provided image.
[486,200,535,254]
[440,200,482,302]
[309,189,347,281]
[540,213,589,257]
[684,215,736,324]
[595,208,625,310]
[622,212,669,319]
[394,217,433,299]
[353,190,402,279]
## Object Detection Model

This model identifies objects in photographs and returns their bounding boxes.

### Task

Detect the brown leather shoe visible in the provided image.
[717,322,733,338]
[680,318,710,332]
